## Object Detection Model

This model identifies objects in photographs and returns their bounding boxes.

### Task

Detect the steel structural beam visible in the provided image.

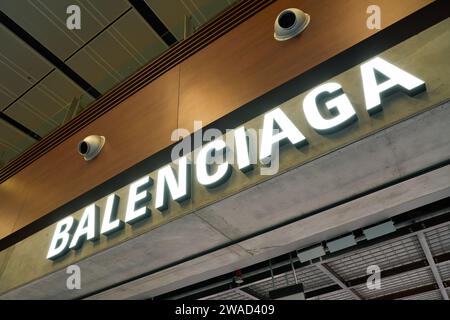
[417,232,449,300]
[316,263,363,300]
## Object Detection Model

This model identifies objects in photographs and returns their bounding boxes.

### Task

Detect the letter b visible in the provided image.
[47,216,76,260]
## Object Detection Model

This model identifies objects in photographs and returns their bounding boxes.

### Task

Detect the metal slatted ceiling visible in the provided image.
[247,265,335,299]
[0,23,52,165]
[307,289,356,301]
[0,121,35,166]
[0,0,131,60]
[327,236,425,281]
[354,267,435,299]
[202,220,450,301]
[146,0,239,40]
[437,262,450,281]
[293,265,335,291]
[0,0,238,168]
[65,9,168,94]
[0,24,53,109]
[400,289,443,300]
[4,70,94,137]
[247,274,292,299]
[425,224,450,256]
[203,289,254,300]
[198,214,450,301]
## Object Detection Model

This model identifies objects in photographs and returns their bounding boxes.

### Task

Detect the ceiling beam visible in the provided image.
[173,248,450,300]
[373,283,440,300]
[417,232,449,300]
[156,207,450,300]
[0,10,101,99]
[237,287,261,300]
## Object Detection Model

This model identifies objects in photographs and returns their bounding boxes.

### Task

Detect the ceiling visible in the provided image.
[0,0,238,168]
[157,198,450,300]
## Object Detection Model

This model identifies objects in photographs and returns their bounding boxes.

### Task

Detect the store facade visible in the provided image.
[0,0,449,299]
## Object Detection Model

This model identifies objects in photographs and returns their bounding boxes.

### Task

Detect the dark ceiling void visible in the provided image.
[0,10,102,100]
[128,0,178,46]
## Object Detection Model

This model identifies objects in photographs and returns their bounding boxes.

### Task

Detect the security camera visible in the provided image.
[274,8,310,41]
[77,135,105,161]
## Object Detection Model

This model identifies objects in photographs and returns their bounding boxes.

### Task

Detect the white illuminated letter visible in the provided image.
[234,127,253,172]
[100,194,123,235]
[360,57,425,114]
[69,204,99,250]
[124,176,152,224]
[155,156,191,210]
[303,82,357,133]
[259,108,306,162]
[196,140,232,187]
[47,216,76,260]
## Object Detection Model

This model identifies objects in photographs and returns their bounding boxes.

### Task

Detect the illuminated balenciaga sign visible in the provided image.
[47,57,426,260]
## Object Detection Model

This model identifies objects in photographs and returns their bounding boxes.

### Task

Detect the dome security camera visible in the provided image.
[77,135,105,161]
[274,8,310,41]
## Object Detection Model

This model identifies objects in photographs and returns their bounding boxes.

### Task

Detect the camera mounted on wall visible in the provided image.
[274,8,310,41]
